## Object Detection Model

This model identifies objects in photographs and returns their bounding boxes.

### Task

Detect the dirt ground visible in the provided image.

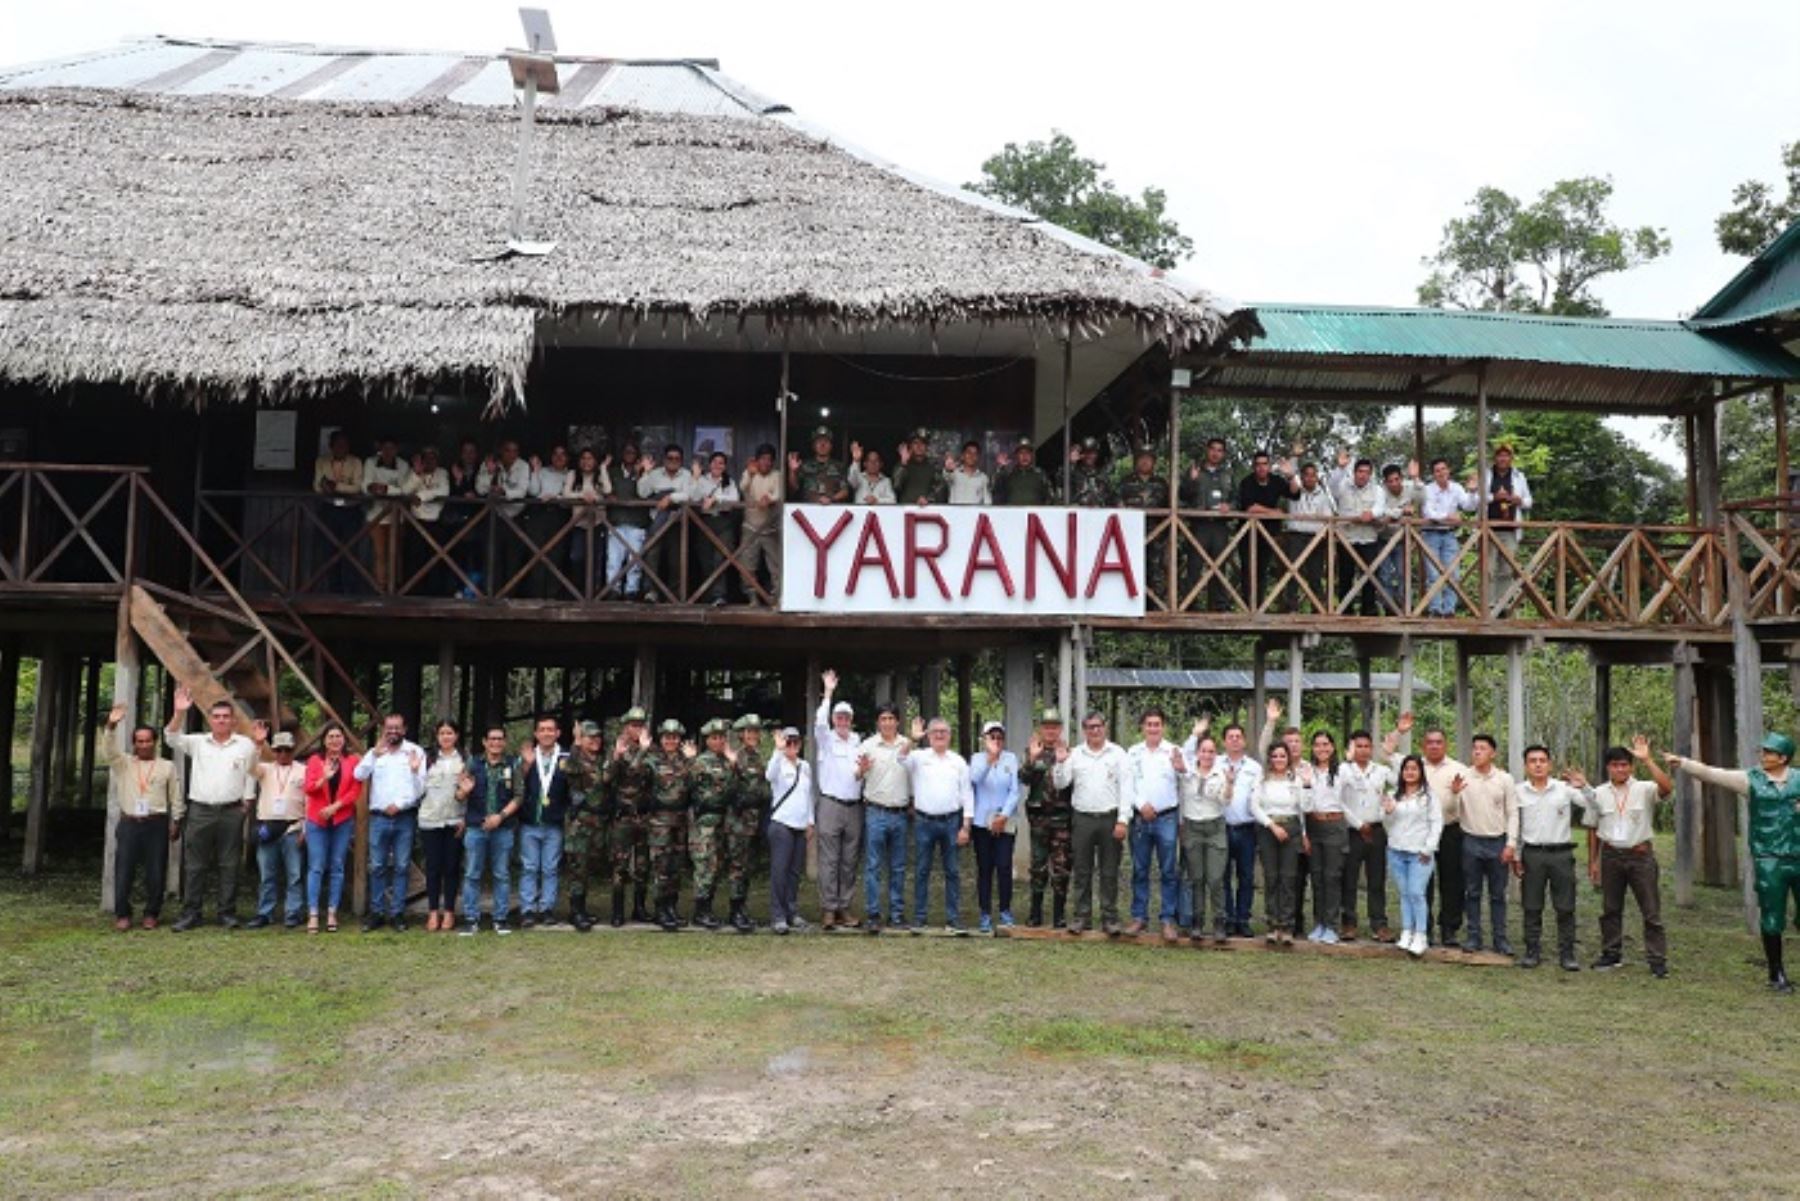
[2,851,1796,1199]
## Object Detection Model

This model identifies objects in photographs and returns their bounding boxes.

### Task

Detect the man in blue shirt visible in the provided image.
[969,721,1022,933]
[354,713,426,932]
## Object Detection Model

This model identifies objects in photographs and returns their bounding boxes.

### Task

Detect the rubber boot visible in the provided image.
[610,887,627,928]
[657,899,680,933]
[571,897,593,932]
[1765,933,1793,993]
[730,898,753,933]
[695,893,720,931]
[631,886,650,925]
[1028,890,1045,928]
[1052,894,1067,930]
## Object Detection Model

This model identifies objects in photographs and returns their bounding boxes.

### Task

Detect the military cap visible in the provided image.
[811,425,834,441]
[658,718,686,737]
[701,718,729,737]
[1079,436,1101,452]
[270,732,296,749]
[621,706,649,725]
[732,713,763,731]
[1015,436,1035,450]
[1132,444,1156,459]
[909,427,931,443]
[1037,707,1064,725]
[576,719,601,737]
[1761,732,1796,759]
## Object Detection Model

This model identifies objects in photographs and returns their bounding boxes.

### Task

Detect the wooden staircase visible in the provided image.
[127,585,294,732]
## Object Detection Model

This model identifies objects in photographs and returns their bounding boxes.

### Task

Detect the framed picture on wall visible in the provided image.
[693,426,734,461]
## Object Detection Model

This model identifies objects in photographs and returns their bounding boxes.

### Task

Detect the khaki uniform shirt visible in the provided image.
[1457,765,1517,838]
[111,749,184,822]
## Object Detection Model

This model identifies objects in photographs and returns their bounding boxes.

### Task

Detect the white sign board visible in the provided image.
[252,410,298,472]
[781,504,1145,617]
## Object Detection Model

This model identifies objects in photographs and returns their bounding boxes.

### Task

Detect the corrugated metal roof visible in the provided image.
[1690,218,1800,329]
[0,36,771,118]
[1086,668,1430,695]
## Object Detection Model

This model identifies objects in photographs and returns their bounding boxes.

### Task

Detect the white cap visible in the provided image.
[780,726,802,742]
[832,701,854,717]
[981,721,1005,737]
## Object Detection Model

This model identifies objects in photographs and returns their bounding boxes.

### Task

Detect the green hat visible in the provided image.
[658,719,685,737]
[1760,732,1796,759]
[909,427,931,443]
[701,718,729,737]
[621,706,648,725]
[732,714,763,731]
[1015,437,1035,450]
[576,720,601,737]
[1037,707,1063,725]
[811,425,833,442]
[1079,436,1101,452]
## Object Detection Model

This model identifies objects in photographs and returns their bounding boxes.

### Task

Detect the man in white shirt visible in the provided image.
[1420,457,1478,616]
[476,439,531,592]
[164,687,259,932]
[1479,441,1535,614]
[637,444,691,603]
[1052,712,1129,936]
[312,429,364,593]
[405,445,452,594]
[1332,458,1388,617]
[1179,728,1233,943]
[1375,462,1422,612]
[945,440,992,505]
[1123,708,1186,942]
[1337,730,1395,943]
[813,670,865,930]
[525,444,573,599]
[1203,721,1263,938]
[1508,745,1592,971]
[856,703,913,933]
[1584,737,1674,977]
[1283,461,1337,612]
[736,444,784,602]
[362,436,414,592]
[904,717,974,934]
[354,713,427,932]
[849,448,897,505]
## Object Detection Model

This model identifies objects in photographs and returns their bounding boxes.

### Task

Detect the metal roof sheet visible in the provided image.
[1086,668,1430,694]
[1690,218,1800,328]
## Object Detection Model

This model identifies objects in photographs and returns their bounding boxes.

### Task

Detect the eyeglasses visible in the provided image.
[1082,722,1103,730]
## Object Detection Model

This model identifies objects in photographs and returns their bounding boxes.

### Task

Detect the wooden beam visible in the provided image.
[1684,413,1699,525]
[1057,628,1073,725]
[1060,338,1073,501]
[78,655,100,807]
[1357,651,1374,734]
[435,642,454,724]
[1287,636,1303,727]
[1181,382,1694,417]
[1671,643,1697,906]
[1413,404,1427,477]
[101,602,141,915]
[1251,639,1268,747]
[956,653,974,757]
[21,642,61,875]
[1724,516,1764,933]
[1593,658,1612,776]
[0,636,17,848]
[1454,642,1473,758]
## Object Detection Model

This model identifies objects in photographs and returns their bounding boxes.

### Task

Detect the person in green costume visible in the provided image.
[1666,732,1800,993]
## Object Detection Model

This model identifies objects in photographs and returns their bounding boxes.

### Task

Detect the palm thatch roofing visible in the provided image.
[0,86,1232,409]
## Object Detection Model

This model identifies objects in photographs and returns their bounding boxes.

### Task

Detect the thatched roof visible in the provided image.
[0,88,1231,408]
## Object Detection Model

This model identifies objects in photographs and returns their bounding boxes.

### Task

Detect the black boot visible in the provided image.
[570,897,593,932]
[1765,933,1793,993]
[632,886,650,924]
[1518,943,1541,969]
[730,898,754,933]
[610,888,627,928]
[1052,894,1066,930]
[658,899,680,932]
[1028,890,1045,928]
[695,893,720,930]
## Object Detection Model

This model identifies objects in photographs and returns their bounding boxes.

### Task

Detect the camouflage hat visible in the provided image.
[909,427,931,443]
[1037,707,1063,725]
[1132,444,1156,460]
[1079,436,1101,452]
[701,718,730,737]
[732,713,763,731]
[576,719,601,737]
[621,706,648,725]
[1015,437,1035,450]
[658,719,685,737]
[811,425,834,441]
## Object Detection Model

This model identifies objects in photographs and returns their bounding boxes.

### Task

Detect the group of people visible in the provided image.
[305,426,1535,616]
[106,672,1800,992]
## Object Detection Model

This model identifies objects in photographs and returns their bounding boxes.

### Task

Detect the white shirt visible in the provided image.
[476,458,530,518]
[853,472,896,505]
[1286,483,1337,533]
[689,474,741,508]
[637,466,691,505]
[530,464,571,500]
[1383,789,1444,855]
[353,740,427,811]
[813,703,863,801]
[1381,480,1423,520]
[362,457,414,524]
[1181,763,1231,823]
[1333,478,1388,543]
[1123,740,1186,819]
[1052,741,1128,817]
[252,759,307,822]
[165,730,258,807]
[1421,479,1478,524]
[1251,775,1307,825]
[1583,778,1663,848]
[1510,778,1591,848]
[420,752,465,828]
[947,468,992,505]
[1189,744,1262,825]
[857,733,912,807]
[905,747,975,818]
[1335,759,1393,827]
[408,467,450,522]
[767,754,814,829]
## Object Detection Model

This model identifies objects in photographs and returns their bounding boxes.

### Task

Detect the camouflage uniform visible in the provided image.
[795,457,849,505]
[1017,718,1074,927]
[687,723,735,901]
[1118,464,1172,605]
[560,732,607,923]
[645,722,692,925]
[728,722,772,906]
[994,459,1058,505]
[1069,458,1116,508]
[603,731,654,892]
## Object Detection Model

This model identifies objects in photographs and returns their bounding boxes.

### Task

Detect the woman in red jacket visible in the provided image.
[303,723,361,932]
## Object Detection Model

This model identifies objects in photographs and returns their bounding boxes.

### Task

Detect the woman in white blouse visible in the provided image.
[1381,754,1443,959]
[419,719,466,933]
[1251,743,1308,945]
[562,448,607,592]
[690,451,742,605]
[765,726,815,934]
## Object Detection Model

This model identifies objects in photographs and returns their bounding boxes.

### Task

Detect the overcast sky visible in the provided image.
[6,2,1797,458]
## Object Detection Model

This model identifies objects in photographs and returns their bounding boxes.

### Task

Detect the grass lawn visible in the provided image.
[1,838,1795,1198]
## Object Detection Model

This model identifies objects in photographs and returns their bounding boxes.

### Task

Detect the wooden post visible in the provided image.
[1413,404,1427,474]
[1167,372,1182,607]
[777,341,791,495]
[1057,628,1073,724]
[1454,642,1473,758]
[435,642,454,724]
[956,654,975,756]
[1396,636,1415,755]
[1474,364,1490,621]
[1683,413,1699,526]
[1356,650,1374,734]
[393,659,422,738]
[1251,638,1268,748]
[1671,644,1698,907]
[1725,516,1765,933]
[1004,645,1035,882]
[1593,658,1612,774]
[0,636,17,848]
[1287,636,1303,728]
[803,654,822,759]
[1061,339,1074,502]
[79,656,100,807]
[632,644,658,716]
[101,596,142,914]
[921,661,943,721]
[1504,643,1525,777]
[49,652,76,808]
[1775,383,1790,613]
[1071,626,1088,725]
[22,644,62,874]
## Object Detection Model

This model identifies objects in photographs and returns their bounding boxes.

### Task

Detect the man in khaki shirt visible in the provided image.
[737,443,783,603]
[1448,733,1517,955]
[1584,737,1674,977]
[313,429,365,593]
[1384,714,1467,947]
[106,704,183,931]
[248,726,308,930]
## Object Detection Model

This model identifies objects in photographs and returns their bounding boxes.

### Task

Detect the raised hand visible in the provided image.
[251,719,269,744]
[1406,458,1421,480]
[173,686,193,714]
[1337,448,1351,469]
[821,669,839,694]
[408,749,423,772]
[637,728,652,750]
[600,453,613,471]
[520,741,536,765]
[1565,766,1589,788]
[1450,773,1466,794]
[1630,734,1653,762]
[1169,747,1186,774]
[897,442,911,466]
[996,450,1012,470]
[681,739,697,759]
[787,451,802,472]
[1054,744,1070,764]
[108,703,127,728]
[1395,710,1415,735]
[849,440,863,465]
[910,715,926,742]
[1027,736,1043,759]
[1187,462,1200,480]
[856,752,872,776]
[1266,697,1283,723]
[1069,447,1083,465]
[943,453,956,473]
[529,454,543,472]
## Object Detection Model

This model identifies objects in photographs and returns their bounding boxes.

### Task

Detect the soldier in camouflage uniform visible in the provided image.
[647,718,693,932]
[893,427,946,506]
[1118,446,1172,608]
[725,714,770,933]
[562,720,608,931]
[1069,436,1116,507]
[789,425,850,504]
[1017,707,1075,928]
[993,436,1058,505]
[602,706,654,926]
[686,718,735,930]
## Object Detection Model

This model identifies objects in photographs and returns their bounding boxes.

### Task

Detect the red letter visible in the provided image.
[846,512,900,597]
[1025,511,1077,600]
[904,512,952,600]
[791,508,855,598]
[960,513,1016,598]
[1085,514,1139,599]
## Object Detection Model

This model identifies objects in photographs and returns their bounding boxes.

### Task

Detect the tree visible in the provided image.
[968,131,1193,269]
[1716,141,1800,257]
[1418,177,1671,316]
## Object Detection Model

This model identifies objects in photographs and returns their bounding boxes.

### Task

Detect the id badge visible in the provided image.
[134,797,150,817]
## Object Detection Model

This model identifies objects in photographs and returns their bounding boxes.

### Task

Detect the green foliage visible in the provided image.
[968,131,1193,269]
[1419,177,1671,317]
[1715,140,1800,257]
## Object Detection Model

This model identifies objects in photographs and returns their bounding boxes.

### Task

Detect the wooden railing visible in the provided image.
[1723,496,1800,622]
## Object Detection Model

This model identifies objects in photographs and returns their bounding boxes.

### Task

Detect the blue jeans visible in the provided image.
[1129,809,1180,923]
[304,820,353,913]
[1422,528,1460,615]
[518,824,564,915]
[864,805,909,924]
[1225,822,1259,925]
[367,810,417,919]
[606,526,647,596]
[913,813,962,927]
[256,825,304,922]
[1388,846,1435,934]
[463,825,516,920]
[1462,833,1508,946]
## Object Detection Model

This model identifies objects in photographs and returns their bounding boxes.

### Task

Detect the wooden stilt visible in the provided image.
[956,654,974,756]
[393,659,422,737]
[632,644,658,716]
[435,643,454,725]
[1251,639,1268,747]
[1286,636,1303,728]
[1057,629,1073,724]
[79,656,100,807]
[1671,644,1698,907]
[1072,626,1088,724]
[0,635,17,848]
[1725,514,1765,933]
[1593,658,1612,774]
[101,588,142,914]
[1396,635,1415,754]
[1356,650,1374,735]
[921,661,943,721]
[1454,642,1473,758]
[1506,643,1525,777]
[49,651,75,808]
[22,643,62,875]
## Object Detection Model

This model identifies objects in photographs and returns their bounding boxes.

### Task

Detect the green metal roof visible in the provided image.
[1690,218,1800,328]
[1247,304,1800,381]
